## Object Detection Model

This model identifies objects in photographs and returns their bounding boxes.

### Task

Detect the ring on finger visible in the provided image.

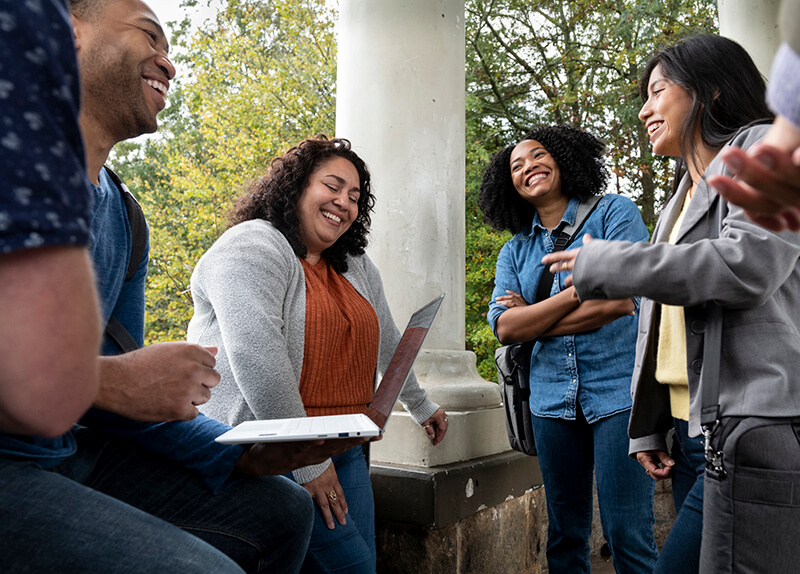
[327,491,338,502]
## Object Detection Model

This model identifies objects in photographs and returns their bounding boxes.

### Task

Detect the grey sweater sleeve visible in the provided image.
[190,221,330,484]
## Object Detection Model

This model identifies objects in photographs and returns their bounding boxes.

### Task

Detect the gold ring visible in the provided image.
[562,262,569,271]
[327,491,337,502]
[645,469,650,475]
[422,424,431,429]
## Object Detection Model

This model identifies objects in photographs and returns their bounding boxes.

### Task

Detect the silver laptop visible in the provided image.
[215,294,445,444]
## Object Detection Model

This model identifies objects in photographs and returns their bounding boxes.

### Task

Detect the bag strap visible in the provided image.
[699,197,726,427]
[102,166,145,353]
[105,316,141,354]
[105,166,147,282]
[535,195,603,303]
[699,197,726,474]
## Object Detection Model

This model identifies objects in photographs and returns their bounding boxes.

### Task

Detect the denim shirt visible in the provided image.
[487,194,649,423]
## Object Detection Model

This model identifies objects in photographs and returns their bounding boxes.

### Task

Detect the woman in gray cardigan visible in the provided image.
[188,136,448,573]
[544,35,800,574]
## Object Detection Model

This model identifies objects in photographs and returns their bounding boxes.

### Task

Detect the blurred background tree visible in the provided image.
[112,0,718,378]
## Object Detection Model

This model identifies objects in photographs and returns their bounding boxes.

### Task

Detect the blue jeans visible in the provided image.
[654,419,705,574]
[0,427,314,573]
[290,446,376,574]
[531,408,658,574]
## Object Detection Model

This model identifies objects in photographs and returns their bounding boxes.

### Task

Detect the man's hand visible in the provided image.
[234,437,374,476]
[94,342,221,422]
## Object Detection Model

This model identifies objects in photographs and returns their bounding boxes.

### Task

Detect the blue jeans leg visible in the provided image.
[531,412,596,573]
[593,409,658,574]
[0,456,245,573]
[291,446,376,574]
[654,419,705,574]
[55,427,314,574]
[532,409,658,574]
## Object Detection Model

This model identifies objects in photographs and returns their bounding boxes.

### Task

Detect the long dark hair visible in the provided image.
[478,125,608,234]
[639,34,773,193]
[228,136,375,273]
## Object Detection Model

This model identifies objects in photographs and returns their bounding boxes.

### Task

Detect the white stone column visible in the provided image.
[335,0,507,466]
[718,0,781,78]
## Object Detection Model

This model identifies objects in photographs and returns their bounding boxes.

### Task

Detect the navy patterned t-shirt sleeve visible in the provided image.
[0,0,92,254]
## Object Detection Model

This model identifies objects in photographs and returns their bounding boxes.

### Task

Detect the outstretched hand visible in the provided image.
[709,115,800,232]
[540,234,593,287]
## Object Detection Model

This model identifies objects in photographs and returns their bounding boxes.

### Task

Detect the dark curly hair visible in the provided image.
[228,136,375,273]
[477,125,608,234]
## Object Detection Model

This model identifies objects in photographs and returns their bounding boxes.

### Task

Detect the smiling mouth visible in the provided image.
[322,210,342,224]
[647,121,663,137]
[525,172,547,187]
[145,78,168,97]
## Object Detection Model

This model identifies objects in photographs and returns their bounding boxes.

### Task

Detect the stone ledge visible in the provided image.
[370,450,542,528]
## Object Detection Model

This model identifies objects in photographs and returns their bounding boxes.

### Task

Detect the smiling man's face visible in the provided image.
[74,0,175,141]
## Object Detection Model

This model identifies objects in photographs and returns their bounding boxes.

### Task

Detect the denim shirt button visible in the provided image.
[690,320,706,335]
[691,359,703,374]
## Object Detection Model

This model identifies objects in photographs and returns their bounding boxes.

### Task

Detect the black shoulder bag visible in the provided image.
[699,197,800,573]
[494,195,602,456]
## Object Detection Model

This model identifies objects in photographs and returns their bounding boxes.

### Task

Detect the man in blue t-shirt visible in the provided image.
[1,0,368,571]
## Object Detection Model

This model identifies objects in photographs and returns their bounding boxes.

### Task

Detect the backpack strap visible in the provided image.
[104,166,147,282]
[535,195,603,304]
[102,166,146,353]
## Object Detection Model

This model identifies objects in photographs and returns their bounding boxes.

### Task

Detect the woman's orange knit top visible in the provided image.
[298,257,379,417]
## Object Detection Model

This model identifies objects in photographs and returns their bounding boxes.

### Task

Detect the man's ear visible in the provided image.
[70,14,86,52]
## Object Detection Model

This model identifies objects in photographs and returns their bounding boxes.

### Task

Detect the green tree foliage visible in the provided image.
[464,0,718,380]
[111,0,337,344]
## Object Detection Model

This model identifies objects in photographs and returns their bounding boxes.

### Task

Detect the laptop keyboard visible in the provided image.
[286,415,373,435]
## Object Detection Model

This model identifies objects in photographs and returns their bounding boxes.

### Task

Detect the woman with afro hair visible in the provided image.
[480,125,657,573]
[187,135,448,573]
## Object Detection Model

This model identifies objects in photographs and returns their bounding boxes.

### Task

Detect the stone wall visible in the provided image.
[375,466,676,573]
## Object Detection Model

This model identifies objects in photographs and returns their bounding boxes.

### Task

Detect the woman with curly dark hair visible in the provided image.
[187,136,448,573]
[480,125,657,573]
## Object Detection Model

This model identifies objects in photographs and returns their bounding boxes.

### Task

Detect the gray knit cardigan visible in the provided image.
[187,219,439,484]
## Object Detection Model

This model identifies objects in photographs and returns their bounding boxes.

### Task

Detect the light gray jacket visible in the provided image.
[572,125,800,454]
[188,219,439,483]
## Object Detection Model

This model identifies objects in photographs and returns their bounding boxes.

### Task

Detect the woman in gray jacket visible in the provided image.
[543,35,800,573]
[188,136,448,573]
